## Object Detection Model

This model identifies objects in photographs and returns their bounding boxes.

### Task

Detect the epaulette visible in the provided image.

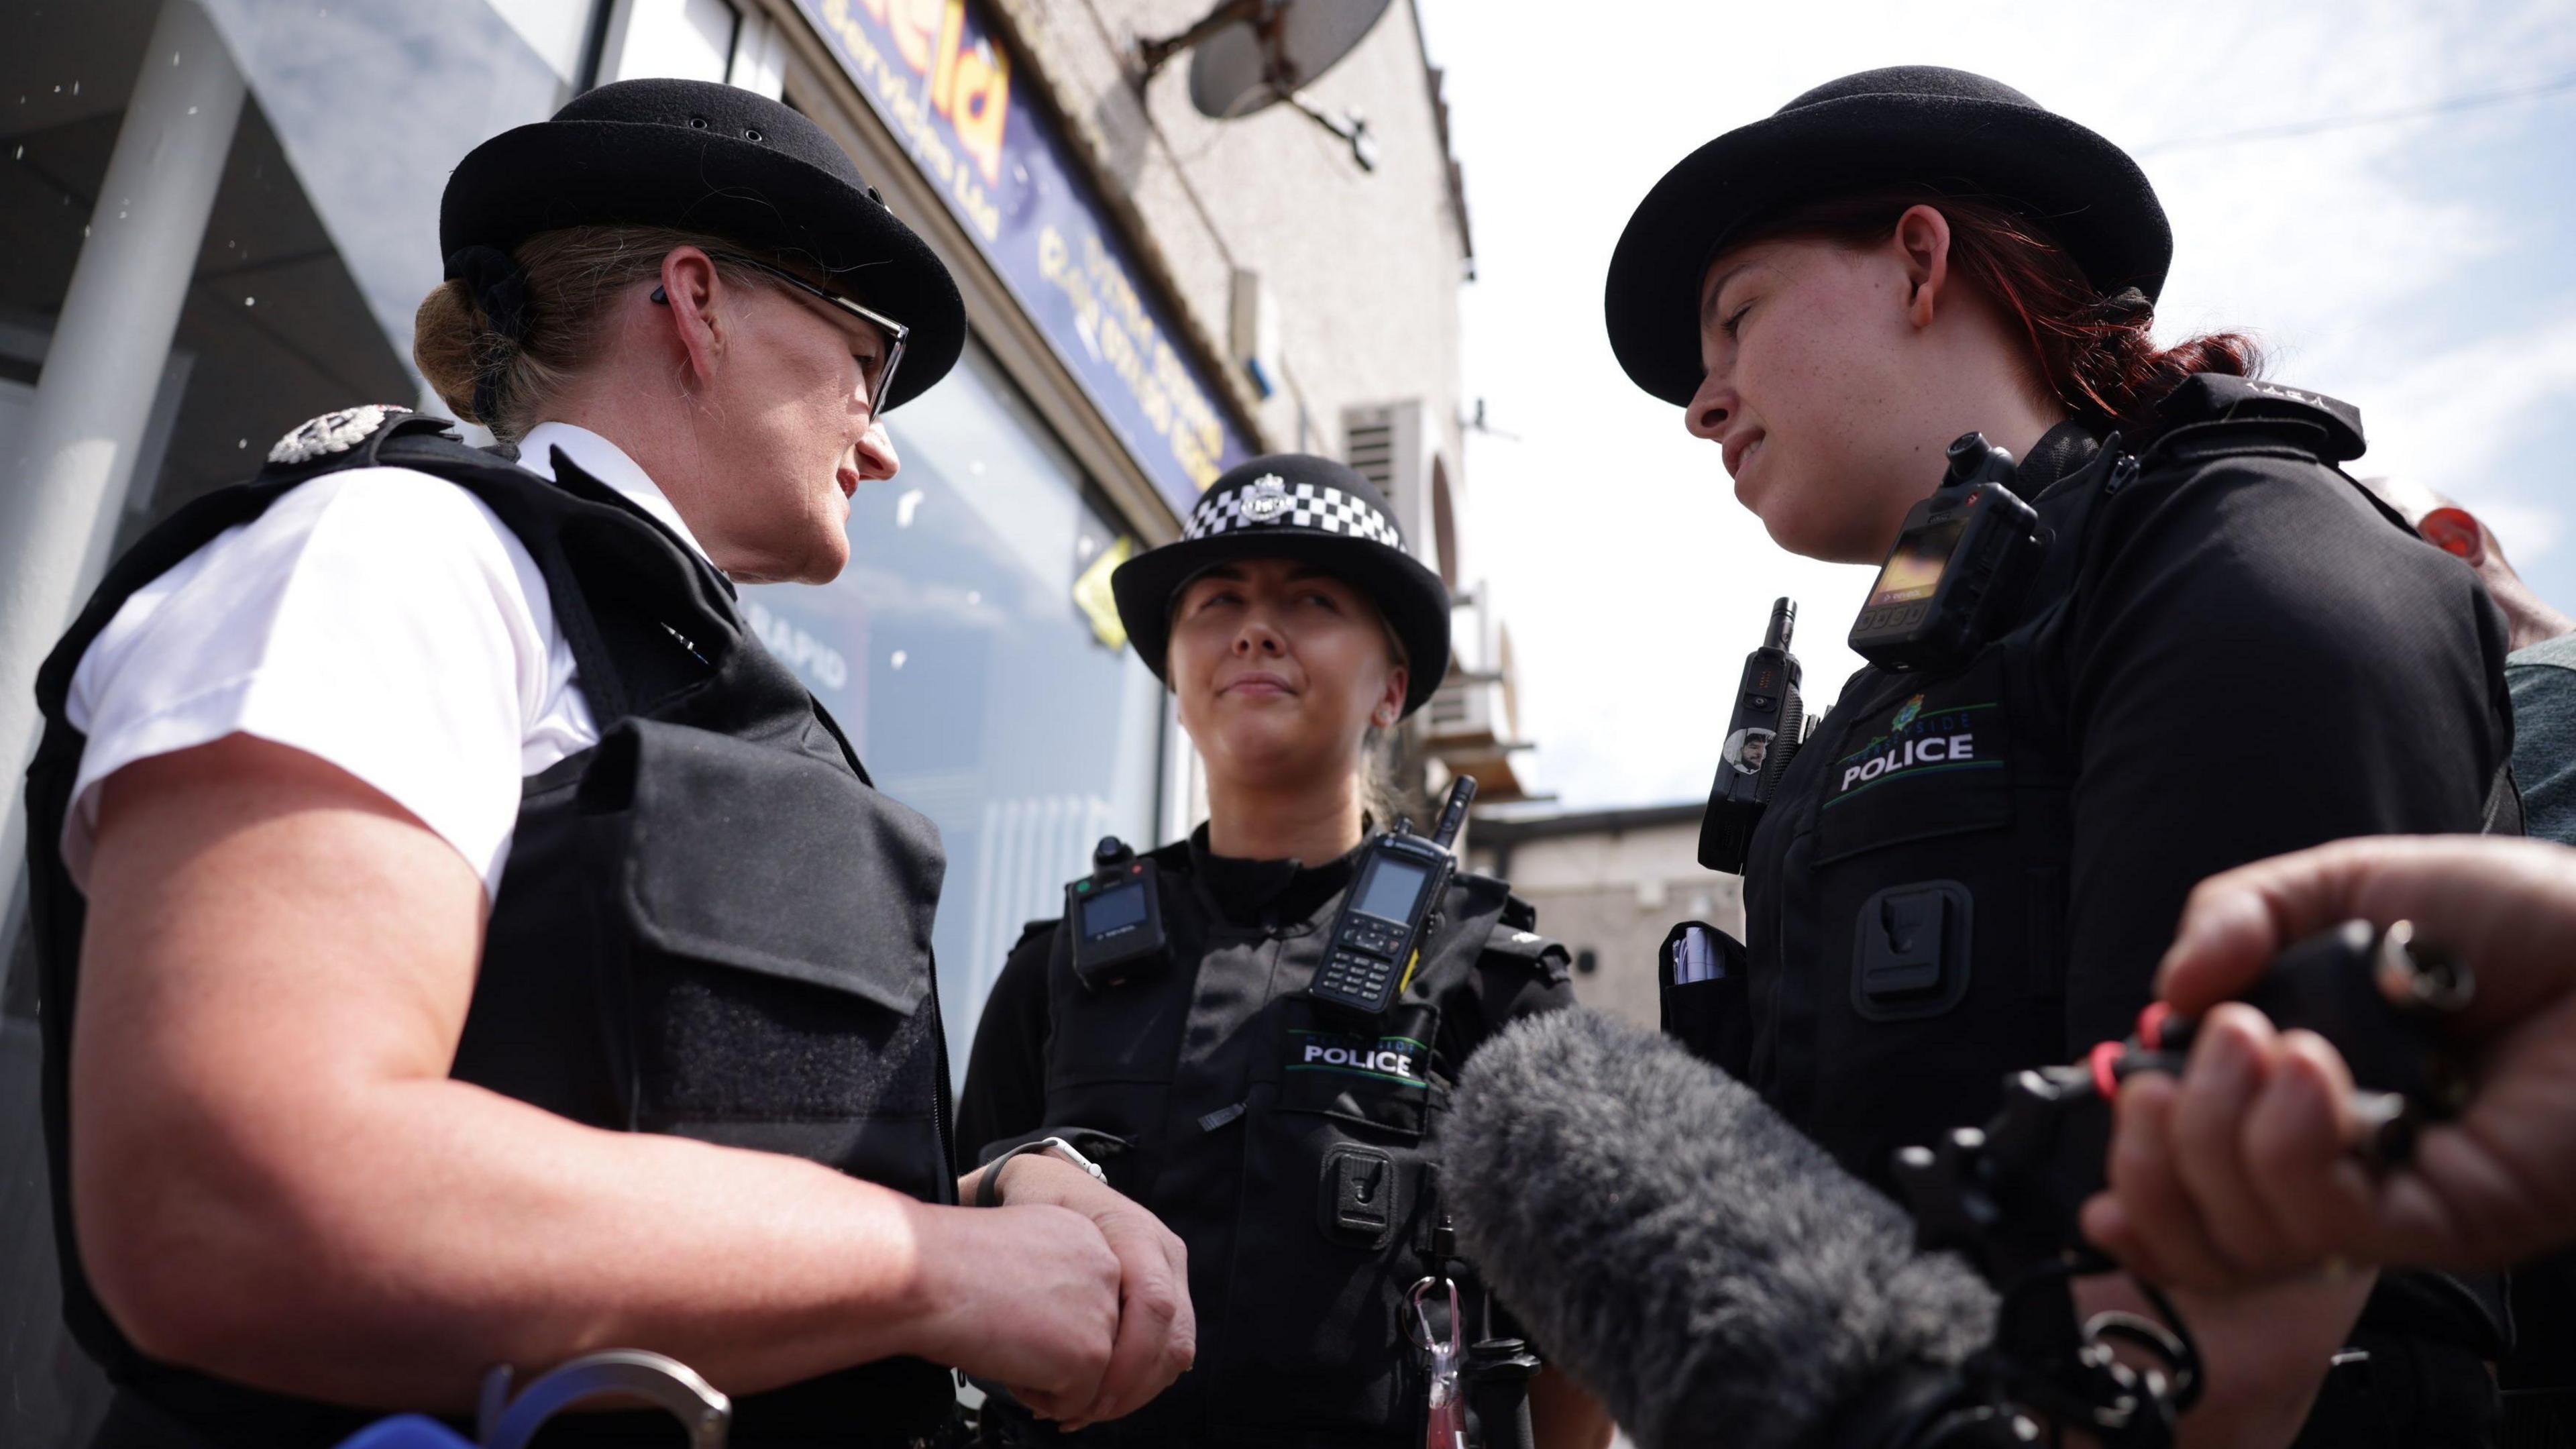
[1450,873,1566,980]
[1477,916,1572,984]
[2152,374,2366,464]
[254,404,482,481]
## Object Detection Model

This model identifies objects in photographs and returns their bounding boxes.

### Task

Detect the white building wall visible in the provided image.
[1470,816,1740,1030]
[986,0,1470,485]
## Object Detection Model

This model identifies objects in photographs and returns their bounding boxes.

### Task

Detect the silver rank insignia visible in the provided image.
[268,404,411,465]
[1241,473,1291,522]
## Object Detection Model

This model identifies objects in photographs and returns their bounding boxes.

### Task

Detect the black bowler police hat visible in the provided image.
[1113,455,1452,718]
[1605,66,2171,408]
[441,78,963,411]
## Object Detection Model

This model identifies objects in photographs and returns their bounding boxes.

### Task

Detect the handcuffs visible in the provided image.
[482,1352,727,1449]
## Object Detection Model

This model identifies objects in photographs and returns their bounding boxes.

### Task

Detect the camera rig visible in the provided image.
[1858,921,2473,1448]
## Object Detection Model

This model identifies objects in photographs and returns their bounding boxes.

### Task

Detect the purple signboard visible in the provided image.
[796,0,1253,515]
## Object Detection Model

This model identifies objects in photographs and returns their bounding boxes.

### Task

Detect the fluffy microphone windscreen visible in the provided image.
[1448,1008,1996,1449]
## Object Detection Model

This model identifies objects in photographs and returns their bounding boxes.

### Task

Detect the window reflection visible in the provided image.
[743,340,1163,1067]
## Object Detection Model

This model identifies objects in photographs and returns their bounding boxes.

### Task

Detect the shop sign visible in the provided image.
[800,0,1254,515]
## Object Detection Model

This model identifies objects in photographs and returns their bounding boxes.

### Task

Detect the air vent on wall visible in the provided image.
[1346,415,1396,502]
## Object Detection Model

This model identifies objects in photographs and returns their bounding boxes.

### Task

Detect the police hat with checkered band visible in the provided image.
[1113,454,1452,718]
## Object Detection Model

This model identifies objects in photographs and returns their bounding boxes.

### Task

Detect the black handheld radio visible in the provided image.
[1309,776,1479,1016]
[1847,433,2046,674]
[1697,597,1805,874]
[1067,836,1168,991]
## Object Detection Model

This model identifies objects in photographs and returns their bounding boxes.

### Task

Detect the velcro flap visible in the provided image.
[613,718,944,1016]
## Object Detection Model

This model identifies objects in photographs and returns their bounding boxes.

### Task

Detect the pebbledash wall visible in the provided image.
[1467,803,1743,1032]
[0,0,1485,1440]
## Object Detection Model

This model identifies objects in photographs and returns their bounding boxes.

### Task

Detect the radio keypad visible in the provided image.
[1857,601,1933,633]
[1315,943,1400,1012]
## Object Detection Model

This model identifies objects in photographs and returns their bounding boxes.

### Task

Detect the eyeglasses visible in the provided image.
[652,251,911,415]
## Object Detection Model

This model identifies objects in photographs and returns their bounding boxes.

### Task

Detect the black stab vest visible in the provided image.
[23,418,957,1448]
[982,841,1561,1449]
[1736,395,2514,1205]
[1725,388,2512,1441]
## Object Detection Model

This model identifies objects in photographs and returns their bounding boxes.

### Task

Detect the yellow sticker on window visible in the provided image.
[1073,536,1135,650]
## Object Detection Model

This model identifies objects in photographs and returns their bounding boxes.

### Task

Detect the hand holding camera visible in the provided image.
[2084,835,2576,1285]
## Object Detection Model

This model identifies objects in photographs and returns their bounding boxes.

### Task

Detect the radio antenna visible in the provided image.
[1430,776,1478,851]
[1762,596,1795,651]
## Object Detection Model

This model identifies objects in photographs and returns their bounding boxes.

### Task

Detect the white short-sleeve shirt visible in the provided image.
[62,421,715,900]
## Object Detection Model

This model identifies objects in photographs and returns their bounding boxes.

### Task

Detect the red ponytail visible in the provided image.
[1737,192,2262,441]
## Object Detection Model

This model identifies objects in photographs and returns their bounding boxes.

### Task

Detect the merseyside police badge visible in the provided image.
[1241,473,1292,522]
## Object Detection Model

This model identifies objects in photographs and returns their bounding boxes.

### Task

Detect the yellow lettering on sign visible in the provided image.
[949,34,1010,186]
[889,0,941,75]
[928,0,963,111]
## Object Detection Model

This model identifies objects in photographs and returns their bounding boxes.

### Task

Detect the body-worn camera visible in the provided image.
[1849,433,2045,674]
[1067,837,1167,990]
[1699,597,1806,873]
[1309,777,1478,1016]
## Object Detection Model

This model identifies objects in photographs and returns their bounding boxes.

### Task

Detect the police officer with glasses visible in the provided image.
[23,78,1189,1449]
[957,455,1610,1449]
[1607,66,2518,1447]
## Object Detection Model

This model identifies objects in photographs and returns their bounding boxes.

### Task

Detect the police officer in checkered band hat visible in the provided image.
[953,453,1613,1449]
[22,77,1197,1449]
[1609,65,2530,1445]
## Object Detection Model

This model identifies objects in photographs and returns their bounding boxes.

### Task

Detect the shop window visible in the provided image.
[742,339,1163,1066]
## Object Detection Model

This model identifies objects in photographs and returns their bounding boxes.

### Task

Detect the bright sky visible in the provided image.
[1414,0,2576,812]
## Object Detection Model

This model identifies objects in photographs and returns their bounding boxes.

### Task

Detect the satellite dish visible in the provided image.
[1135,0,1393,170]
[1183,0,1392,120]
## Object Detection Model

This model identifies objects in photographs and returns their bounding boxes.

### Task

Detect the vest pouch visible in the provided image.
[1278,996,1442,1138]
[582,716,949,1193]
[1039,922,1195,1201]
[1201,996,1446,1436]
[1811,667,2014,865]
[1660,921,1752,1078]
[1797,653,2055,1185]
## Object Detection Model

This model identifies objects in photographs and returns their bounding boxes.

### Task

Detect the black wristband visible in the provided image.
[975,1142,1047,1209]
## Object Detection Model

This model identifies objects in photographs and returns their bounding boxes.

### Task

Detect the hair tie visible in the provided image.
[447,245,533,341]
[445,245,533,423]
[2086,285,2154,326]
